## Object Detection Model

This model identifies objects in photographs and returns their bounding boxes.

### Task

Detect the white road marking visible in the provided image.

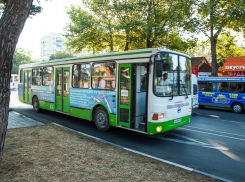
[183,125,245,138]
[178,128,245,142]
[195,116,245,125]
[155,133,229,151]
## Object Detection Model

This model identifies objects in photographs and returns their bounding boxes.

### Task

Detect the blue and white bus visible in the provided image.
[198,77,245,113]
[18,48,192,134]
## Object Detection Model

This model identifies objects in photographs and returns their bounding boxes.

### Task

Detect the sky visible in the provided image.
[17,0,84,60]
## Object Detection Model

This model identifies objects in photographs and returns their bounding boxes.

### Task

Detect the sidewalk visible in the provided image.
[8,111,44,129]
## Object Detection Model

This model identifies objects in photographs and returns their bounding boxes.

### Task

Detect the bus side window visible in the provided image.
[237,83,245,93]
[198,81,205,91]
[92,62,116,90]
[230,82,238,93]
[72,64,91,89]
[217,82,229,92]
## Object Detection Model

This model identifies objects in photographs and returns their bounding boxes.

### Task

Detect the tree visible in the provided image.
[49,51,74,60]
[216,32,245,67]
[12,48,33,74]
[0,0,34,165]
[65,6,105,54]
[187,0,245,76]
[66,0,194,53]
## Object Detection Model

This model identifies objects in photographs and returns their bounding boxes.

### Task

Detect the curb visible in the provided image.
[52,123,233,182]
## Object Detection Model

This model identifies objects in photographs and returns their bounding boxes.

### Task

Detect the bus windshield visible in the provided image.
[154,52,191,97]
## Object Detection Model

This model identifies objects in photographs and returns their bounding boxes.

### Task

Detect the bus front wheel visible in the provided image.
[94,106,110,131]
[33,96,41,113]
[232,103,244,113]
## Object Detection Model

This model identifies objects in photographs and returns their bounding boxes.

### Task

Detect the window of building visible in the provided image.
[92,62,116,90]
[42,67,53,86]
[32,68,42,86]
[72,64,90,88]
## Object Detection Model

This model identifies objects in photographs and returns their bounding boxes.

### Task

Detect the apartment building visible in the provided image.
[40,33,68,61]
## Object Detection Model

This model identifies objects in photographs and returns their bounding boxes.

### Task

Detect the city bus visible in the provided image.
[191,74,199,110]
[198,77,245,113]
[18,48,192,135]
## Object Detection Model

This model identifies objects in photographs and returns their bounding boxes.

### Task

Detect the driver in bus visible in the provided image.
[160,73,168,86]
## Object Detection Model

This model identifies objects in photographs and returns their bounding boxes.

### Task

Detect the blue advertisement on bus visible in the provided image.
[31,85,55,103]
[69,88,117,114]
[198,92,245,106]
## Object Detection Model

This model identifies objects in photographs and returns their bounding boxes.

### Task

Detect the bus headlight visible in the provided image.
[188,108,192,112]
[156,126,162,132]
[159,113,164,119]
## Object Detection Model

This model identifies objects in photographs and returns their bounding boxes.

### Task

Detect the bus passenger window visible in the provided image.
[237,83,245,93]
[42,67,53,87]
[230,82,237,93]
[72,64,90,89]
[217,82,229,92]
[92,62,116,90]
[32,68,42,86]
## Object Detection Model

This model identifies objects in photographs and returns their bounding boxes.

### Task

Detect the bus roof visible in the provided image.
[19,48,190,69]
[197,77,245,82]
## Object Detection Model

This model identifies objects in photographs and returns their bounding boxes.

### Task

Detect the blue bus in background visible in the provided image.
[197,77,245,113]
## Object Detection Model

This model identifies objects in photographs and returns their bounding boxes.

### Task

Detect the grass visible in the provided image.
[0,124,220,182]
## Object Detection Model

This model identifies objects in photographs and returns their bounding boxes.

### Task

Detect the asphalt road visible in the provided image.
[10,90,245,182]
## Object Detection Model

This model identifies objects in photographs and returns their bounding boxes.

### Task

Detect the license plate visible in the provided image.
[174,118,182,124]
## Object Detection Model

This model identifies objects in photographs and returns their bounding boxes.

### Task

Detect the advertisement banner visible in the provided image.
[70,88,117,114]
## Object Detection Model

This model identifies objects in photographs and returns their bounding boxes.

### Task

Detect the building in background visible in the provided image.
[191,57,212,77]
[41,33,68,61]
[223,56,245,77]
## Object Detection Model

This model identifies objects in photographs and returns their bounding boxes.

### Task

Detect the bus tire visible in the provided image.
[94,106,110,131]
[232,103,244,113]
[33,96,41,113]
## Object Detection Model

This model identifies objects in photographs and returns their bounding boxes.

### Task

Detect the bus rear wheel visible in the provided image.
[33,96,41,113]
[232,103,244,113]
[94,106,110,131]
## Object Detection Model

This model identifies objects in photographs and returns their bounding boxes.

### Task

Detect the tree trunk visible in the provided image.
[0,0,33,165]
[124,30,129,51]
[210,36,218,76]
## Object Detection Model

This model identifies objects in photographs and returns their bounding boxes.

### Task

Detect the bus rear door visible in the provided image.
[55,67,70,113]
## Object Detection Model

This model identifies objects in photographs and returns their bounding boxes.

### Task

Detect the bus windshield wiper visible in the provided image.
[181,83,188,99]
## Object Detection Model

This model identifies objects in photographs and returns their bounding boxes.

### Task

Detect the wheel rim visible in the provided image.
[96,111,107,128]
[233,105,241,112]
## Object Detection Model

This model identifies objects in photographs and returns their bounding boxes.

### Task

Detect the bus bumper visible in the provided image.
[148,115,191,135]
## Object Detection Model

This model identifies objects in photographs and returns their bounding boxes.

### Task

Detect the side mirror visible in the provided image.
[155,62,163,77]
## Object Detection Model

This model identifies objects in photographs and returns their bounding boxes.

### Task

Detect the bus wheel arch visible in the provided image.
[32,95,41,113]
[93,105,111,131]
[231,102,244,113]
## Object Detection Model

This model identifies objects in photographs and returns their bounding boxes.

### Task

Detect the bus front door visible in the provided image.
[55,68,70,113]
[24,70,32,104]
[118,64,132,128]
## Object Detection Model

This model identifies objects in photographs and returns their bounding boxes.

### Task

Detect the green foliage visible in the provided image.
[65,0,194,53]
[217,32,245,67]
[65,6,105,54]
[49,51,74,60]
[12,48,34,74]
[186,0,245,75]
